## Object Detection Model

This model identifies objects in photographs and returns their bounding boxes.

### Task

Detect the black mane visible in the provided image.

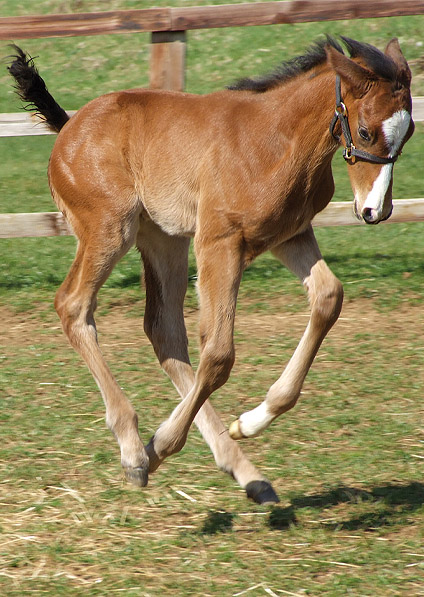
[228,36,399,93]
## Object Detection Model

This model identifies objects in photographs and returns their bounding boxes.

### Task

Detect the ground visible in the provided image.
[1,292,424,595]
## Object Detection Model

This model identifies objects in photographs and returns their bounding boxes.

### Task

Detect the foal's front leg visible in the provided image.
[145,233,244,471]
[230,226,343,439]
[139,221,278,503]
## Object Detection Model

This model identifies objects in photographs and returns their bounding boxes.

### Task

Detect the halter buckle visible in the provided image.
[335,102,347,116]
[343,145,356,163]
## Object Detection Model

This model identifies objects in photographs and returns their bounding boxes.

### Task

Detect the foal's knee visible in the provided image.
[54,285,68,321]
[199,341,235,392]
[55,288,76,336]
[311,276,343,331]
[54,287,96,345]
[143,313,157,346]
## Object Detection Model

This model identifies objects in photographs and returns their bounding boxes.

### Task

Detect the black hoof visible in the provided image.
[245,480,280,505]
[124,466,149,487]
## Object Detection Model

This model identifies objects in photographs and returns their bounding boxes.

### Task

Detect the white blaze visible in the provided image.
[361,109,411,217]
[362,163,393,214]
[383,109,411,158]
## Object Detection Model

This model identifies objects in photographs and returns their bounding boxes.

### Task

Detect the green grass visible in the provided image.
[2,219,424,313]
[2,291,424,595]
[1,2,424,596]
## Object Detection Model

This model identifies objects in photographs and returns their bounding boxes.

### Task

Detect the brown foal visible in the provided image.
[8,37,414,503]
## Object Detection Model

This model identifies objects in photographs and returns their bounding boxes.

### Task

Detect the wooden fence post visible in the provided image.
[150,31,187,92]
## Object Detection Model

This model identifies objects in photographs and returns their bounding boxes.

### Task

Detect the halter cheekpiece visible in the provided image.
[330,75,398,165]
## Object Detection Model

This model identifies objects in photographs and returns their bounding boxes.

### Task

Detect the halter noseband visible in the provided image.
[330,75,398,165]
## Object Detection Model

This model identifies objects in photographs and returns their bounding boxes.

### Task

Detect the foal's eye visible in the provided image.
[358,126,371,142]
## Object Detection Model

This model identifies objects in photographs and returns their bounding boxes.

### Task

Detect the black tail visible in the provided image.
[7,45,69,133]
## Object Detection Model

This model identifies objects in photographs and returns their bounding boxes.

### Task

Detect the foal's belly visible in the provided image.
[140,189,198,238]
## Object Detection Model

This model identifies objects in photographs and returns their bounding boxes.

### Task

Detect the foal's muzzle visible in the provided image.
[357,205,393,225]
[362,207,379,225]
[353,200,393,225]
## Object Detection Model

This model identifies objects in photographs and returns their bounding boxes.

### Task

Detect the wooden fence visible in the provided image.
[1,0,424,237]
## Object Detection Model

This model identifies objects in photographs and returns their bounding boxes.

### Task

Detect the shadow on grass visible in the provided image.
[200,510,235,535]
[196,483,424,535]
[268,482,424,532]
[268,506,298,530]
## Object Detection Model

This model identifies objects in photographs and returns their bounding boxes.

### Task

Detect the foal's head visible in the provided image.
[326,37,414,224]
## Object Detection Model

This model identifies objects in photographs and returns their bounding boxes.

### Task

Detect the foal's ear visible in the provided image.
[384,38,412,86]
[325,44,375,98]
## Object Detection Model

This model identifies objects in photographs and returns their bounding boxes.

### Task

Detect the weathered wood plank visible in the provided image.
[171,0,424,31]
[0,212,72,238]
[150,31,187,92]
[1,1,423,41]
[0,111,77,137]
[2,200,424,238]
[0,9,171,40]
[412,96,424,122]
[312,199,424,227]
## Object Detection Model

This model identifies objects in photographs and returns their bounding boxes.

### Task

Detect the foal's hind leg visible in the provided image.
[138,220,278,504]
[54,214,149,486]
[230,226,343,439]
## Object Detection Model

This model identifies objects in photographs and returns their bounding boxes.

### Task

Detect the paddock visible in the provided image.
[2,240,424,593]
[1,2,424,594]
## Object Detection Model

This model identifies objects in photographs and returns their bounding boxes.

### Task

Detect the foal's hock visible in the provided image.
[8,37,414,503]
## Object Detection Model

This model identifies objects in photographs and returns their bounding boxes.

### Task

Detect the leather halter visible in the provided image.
[329,75,398,165]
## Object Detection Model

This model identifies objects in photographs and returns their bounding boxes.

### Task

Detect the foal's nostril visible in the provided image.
[362,207,375,224]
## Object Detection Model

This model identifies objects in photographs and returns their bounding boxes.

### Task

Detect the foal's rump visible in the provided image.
[48,91,140,239]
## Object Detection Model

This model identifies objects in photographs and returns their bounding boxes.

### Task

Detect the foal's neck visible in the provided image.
[269,68,339,164]
[264,68,340,215]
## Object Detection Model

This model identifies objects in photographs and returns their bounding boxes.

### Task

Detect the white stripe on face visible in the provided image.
[362,163,393,215]
[382,109,411,157]
[361,110,411,219]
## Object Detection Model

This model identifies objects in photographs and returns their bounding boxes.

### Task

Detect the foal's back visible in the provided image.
[48,87,287,240]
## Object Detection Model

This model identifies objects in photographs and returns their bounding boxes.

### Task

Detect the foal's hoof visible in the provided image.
[229,419,245,440]
[124,466,149,488]
[246,480,280,505]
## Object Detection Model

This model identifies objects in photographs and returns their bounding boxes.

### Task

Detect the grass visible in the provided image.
[1,1,424,595]
[2,294,424,595]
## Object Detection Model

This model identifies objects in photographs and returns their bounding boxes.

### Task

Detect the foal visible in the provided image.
[8,37,414,503]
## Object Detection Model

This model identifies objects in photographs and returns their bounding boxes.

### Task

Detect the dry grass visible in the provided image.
[2,292,424,595]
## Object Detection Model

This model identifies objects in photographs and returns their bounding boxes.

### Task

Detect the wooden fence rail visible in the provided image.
[1,1,424,92]
[1,1,423,237]
[1,199,424,239]
[1,1,424,39]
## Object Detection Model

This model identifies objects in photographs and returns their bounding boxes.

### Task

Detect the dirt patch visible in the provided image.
[2,294,423,353]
